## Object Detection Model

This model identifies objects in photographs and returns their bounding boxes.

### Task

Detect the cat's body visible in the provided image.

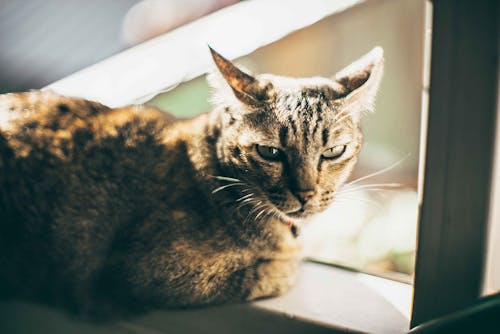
[0,91,296,312]
[0,48,383,315]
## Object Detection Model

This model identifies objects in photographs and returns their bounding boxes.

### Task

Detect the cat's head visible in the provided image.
[209,47,383,226]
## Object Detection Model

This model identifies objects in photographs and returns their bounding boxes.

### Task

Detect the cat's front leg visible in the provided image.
[242,228,302,300]
[244,258,300,301]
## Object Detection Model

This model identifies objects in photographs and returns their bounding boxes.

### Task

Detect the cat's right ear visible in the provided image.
[331,47,384,121]
[208,47,273,107]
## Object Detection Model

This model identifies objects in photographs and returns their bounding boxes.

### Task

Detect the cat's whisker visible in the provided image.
[236,196,257,211]
[337,182,402,195]
[345,154,410,187]
[254,208,267,221]
[213,175,241,183]
[334,195,383,210]
[248,201,264,216]
[211,182,245,194]
[236,193,253,202]
[260,205,276,221]
[262,207,277,222]
[245,200,259,214]
[263,208,273,220]
[239,197,256,206]
[341,187,398,195]
[246,199,272,223]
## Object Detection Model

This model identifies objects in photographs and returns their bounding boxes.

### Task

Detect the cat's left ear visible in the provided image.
[209,46,273,107]
[332,47,384,121]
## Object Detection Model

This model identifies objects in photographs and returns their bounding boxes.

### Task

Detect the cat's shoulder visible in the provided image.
[0,90,175,132]
[0,90,107,113]
[0,90,112,128]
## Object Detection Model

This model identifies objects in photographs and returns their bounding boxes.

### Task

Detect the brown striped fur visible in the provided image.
[0,47,383,316]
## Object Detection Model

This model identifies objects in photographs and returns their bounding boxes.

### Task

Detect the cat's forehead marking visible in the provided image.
[286,115,297,135]
[322,128,329,146]
[279,125,288,147]
[260,83,354,153]
[274,88,333,149]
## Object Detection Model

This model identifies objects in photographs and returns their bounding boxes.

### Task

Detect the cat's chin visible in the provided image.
[285,206,317,219]
[278,208,312,226]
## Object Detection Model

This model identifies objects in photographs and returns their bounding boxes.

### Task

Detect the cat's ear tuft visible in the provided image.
[208,46,273,106]
[332,47,384,121]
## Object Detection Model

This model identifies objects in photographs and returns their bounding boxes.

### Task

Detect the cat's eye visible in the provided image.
[256,145,283,161]
[322,145,346,159]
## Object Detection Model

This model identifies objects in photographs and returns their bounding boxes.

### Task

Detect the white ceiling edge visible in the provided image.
[46,0,364,107]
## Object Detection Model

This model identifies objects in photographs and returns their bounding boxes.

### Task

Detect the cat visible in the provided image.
[0,46,383,316]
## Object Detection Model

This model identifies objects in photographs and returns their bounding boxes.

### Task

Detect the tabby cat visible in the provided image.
[0,47,383,315]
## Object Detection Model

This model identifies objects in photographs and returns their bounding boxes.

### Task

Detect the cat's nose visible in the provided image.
[295,189,316,205]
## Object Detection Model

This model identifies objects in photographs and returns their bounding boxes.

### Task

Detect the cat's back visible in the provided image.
[0,90,179,232]
[0,91,110,211]
[0,90,175,134]
[0,90,108,130]
[0,90,180,211]
[0,90,113,157]
[0,90,176,161]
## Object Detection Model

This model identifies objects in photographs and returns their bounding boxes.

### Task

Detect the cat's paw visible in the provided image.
[245,259,299,301]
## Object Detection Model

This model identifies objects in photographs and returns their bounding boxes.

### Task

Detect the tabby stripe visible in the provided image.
[57,103,70,113]
[302,93,309,111]
[303,119,310,145]
[233,146,242,159]
[279,126,288,147]
[312,104,322,136]
[322,128,329,146]
[287,115,297,135]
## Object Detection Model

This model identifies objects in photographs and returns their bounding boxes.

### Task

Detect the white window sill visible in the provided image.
[0,262,411,334]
